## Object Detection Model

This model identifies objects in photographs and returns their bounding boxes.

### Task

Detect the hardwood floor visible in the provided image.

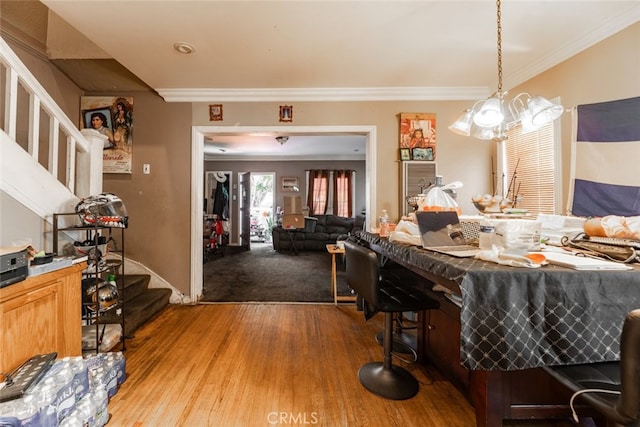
[107,304,592,426]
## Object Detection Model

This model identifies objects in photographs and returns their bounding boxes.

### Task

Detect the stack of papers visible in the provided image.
[537,252,632,270]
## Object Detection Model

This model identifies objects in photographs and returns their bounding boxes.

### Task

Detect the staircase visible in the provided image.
[1,37,172,339]
[101,275,172,338]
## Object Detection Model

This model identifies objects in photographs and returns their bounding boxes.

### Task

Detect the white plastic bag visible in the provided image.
[419,186,461,214]
[389,220,422,246]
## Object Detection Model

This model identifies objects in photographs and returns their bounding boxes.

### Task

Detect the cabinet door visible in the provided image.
[424,298,469,389]
[0,266,83,372]
[402,161,437,215]
[1,281,61,369]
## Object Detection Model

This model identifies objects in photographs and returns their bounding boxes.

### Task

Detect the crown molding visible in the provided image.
[157,86,490,103]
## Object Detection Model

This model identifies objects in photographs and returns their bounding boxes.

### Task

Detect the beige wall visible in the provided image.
[99,92,193,292]
[4,22,639,298]
[191,101,494,218]
[510,22,640,214]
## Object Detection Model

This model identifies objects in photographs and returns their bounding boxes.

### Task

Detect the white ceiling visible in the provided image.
[203,132,368,160]
[40,0,640,159]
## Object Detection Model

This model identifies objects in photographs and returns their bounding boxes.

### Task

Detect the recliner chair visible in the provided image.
[344,240,439,400]
[543,309,640,426]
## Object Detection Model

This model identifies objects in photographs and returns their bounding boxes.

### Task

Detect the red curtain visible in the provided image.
[333,170,353,217]
[307,170,329,215]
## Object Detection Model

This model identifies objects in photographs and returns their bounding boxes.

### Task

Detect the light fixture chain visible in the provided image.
[447,0,564,141]
[496,0,502,92]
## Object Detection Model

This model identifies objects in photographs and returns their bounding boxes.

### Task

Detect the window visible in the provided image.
[308,170,329,215]
[306,169,355,217]
[499,120,559,215]
[334,170,354,217]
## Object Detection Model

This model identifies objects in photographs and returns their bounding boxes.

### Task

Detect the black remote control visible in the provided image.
[0,352,57,402]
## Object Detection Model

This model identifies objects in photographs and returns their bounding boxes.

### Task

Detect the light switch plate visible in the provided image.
[143,164,150,174]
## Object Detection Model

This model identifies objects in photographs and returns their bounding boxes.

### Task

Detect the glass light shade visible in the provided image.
[472,126,495,140]
[472,97,505,127]
[448,109,474,136]
[517,108,539,134]
[528,96,564,126]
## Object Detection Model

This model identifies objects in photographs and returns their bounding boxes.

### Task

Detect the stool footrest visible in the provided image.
[358,362,419,400]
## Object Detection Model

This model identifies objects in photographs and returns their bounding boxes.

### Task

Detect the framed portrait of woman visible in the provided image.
[398,112,437,159]
[81,96,134,174]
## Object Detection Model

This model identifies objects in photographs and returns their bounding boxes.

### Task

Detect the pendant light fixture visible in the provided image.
[448,0,565,142]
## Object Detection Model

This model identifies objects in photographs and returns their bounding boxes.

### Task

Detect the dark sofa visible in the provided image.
[272,215,365,251]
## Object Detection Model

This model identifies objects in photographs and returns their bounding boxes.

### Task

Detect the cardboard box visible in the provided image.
[284,196,303,214]
[282,214,305,229]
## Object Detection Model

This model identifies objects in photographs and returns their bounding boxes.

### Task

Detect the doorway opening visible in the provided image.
[191,125,377,300]
[249,173,275,245]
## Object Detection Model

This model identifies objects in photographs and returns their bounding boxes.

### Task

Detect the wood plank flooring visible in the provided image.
[107,303,591,427]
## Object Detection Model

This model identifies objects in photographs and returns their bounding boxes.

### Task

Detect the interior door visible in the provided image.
[240,172,251,249]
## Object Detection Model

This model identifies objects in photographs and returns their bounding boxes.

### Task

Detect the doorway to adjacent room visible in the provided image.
[191,125,377,300]
[248,172,275,245]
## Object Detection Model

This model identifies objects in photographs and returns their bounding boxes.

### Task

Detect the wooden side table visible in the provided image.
[326,244,355,306]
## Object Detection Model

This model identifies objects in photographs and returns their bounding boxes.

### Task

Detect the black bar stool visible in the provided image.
[543,309,640,426]
[344,240,439,400]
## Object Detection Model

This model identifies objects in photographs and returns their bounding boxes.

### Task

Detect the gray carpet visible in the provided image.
[201,243,353,303]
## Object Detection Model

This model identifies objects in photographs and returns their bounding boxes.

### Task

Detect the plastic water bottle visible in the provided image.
[479,218,495,250]
[107,274,116,287]
[379,210,390,237]
[91,385,109,427]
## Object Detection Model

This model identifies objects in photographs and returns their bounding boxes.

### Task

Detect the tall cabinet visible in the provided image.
[53,213,126,353]
[401,161,437,215]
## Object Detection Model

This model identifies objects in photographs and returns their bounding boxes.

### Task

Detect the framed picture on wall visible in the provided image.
[279,105,293,122]
[400,148,411,161]
[281,176,299,192]
[80,96,134,174]
[412,147,433,161]
[398,112,437,160]
[209,104,223,121]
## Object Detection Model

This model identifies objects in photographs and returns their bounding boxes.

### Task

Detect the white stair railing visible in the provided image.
[0,36,103,217]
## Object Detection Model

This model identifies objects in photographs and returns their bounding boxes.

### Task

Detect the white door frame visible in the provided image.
[190,125,377,301]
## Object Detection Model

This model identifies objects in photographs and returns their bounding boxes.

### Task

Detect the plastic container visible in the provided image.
[379,210,390,237]
[479,219,495,250]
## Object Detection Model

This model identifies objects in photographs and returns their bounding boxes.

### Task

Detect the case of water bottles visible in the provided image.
[0,352,126,426]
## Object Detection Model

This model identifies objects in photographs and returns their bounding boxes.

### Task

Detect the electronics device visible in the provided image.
[0,249,28,288]
[415,211,481,258]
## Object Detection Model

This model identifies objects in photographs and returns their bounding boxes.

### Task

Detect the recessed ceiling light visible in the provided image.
[219,148,226,152]
[174,42,195,54]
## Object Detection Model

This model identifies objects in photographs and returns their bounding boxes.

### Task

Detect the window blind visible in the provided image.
[504,123,556,214]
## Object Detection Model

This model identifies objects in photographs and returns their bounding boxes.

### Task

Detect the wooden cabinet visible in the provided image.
[423,292,470,389]
[0,263,84,372]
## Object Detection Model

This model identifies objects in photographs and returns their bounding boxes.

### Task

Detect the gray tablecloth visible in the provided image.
[356,231,640,371]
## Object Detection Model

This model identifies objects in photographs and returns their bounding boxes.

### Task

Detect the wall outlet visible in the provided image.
[143,164,151,174]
